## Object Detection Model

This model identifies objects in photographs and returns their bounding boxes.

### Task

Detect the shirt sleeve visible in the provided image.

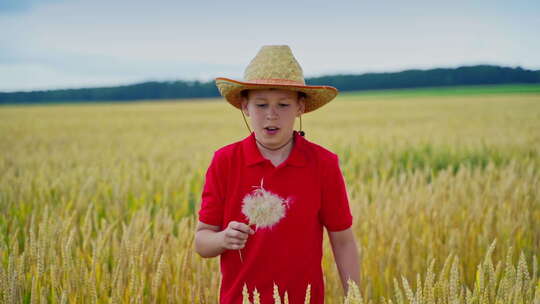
[319,153,353,231]
[198,151,225,227]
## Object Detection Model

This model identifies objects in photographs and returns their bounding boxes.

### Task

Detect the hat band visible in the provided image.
[245,78,306,85]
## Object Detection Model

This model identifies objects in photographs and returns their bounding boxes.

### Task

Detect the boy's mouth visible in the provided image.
[264,126,280,135]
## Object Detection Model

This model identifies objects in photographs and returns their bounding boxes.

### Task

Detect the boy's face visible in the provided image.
[241,89,305,149]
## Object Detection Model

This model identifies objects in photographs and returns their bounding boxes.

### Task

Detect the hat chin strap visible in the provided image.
[299,115,305,137]
[240,110,305,137]
[240,109,252,134]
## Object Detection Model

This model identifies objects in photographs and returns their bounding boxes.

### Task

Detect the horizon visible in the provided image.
[1,63,538,94]
[1,0,539,92]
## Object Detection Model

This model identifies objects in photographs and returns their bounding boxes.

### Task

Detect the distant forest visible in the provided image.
[1,65,539,104]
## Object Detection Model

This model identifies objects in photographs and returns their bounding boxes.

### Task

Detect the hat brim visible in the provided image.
[215,77,338,113]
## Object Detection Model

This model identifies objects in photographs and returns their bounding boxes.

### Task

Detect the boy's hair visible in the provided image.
[240,89,307,100]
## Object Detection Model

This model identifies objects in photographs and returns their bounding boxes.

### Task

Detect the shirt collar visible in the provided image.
[242,131,307,167]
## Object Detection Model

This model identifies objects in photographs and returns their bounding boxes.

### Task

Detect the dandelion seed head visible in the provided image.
[242,185,288,229]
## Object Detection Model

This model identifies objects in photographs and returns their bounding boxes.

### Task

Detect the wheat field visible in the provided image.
[0,91,539,303]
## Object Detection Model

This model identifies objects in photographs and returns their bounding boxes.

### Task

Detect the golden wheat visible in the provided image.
[0,94,538,303]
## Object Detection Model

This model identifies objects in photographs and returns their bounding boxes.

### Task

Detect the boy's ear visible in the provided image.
[297,96,306,116]
[241,98,250,117]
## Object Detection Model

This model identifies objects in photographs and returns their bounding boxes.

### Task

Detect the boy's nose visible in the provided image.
[266,107,278,119]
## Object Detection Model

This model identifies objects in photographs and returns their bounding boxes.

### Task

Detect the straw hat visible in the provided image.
[215,45,338,113]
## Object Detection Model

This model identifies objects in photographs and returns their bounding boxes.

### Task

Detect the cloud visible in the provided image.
[0,0,539,91]
[0,0,63,14]
[0,46,243,91]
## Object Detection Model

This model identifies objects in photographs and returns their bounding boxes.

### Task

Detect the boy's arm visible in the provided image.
[328,227,361,294]
[195,221,254,258]
[195,222,225,258]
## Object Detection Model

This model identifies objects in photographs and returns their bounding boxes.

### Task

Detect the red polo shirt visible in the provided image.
[199,131,353,304]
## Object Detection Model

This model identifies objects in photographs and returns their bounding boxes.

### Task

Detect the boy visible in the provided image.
[195,45,360,303]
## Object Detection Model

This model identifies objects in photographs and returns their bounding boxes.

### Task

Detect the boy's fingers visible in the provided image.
[226,229,247,240]
[229,221,255,235]
[226,239,246,250]
[230,243,244,250]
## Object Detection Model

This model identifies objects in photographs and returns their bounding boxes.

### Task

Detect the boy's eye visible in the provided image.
[256,104,267,108]
[279,103,290,107]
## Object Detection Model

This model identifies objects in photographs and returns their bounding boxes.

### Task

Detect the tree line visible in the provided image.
[1,65,539,104]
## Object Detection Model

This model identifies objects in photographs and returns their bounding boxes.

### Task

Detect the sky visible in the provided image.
[1,0,539,92]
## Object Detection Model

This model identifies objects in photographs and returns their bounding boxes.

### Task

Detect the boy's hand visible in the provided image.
[221,221,255,250]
